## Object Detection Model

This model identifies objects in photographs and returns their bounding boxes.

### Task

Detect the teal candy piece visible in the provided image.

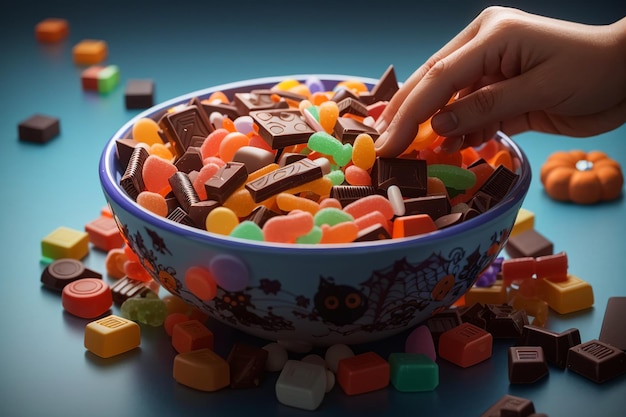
[296,225,323,244]
[120,293,168,327]
[313,207,354,227]
[427,164,476,190]
[326,169,345,186]
[308,131,353,167]
[230,220,264,241]
[389,353,439,392]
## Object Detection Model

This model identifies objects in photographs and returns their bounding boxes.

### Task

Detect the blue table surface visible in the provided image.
[1,1,625,416]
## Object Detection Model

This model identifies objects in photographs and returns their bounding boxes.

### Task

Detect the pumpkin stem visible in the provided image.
[575,159,593,171]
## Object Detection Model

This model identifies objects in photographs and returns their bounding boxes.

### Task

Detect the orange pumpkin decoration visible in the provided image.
[540,150,623,204]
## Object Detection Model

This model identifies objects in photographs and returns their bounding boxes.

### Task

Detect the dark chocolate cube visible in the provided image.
[354,223,391,242]
[518,325,581,369]
[567,339,626,383]
[227,343,268,389]
[480,394,536,417]
[369,64,399,102]
[250,109,314,150]
[204,162,248,204]
[505,229,554,258]
[159,105,212,156]
[508,346,549,384]
[174,146,204,174]
[485,304,529,339]
[371,157,427,198]
[404,195,451,220]
[18,114,60,143]
[330,185,377,207]
[425,309,462,347]
[124,79,154,109]
[333,117,380,145]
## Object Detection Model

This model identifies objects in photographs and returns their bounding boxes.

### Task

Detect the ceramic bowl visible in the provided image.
[99,75,531,346]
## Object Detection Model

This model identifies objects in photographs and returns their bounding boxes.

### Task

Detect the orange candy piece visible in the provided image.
[172,319,214,353]
[392,214,437,238]
[142,155,177,194]
[136,191,168,217]
[263,210,314,243]
[62,278,112,318]
[337,352,390,395]
[35,18,69,43]
[184,266,217,301]
[173,348,230,392]
[438,323,493,368]
[72,39,108,65]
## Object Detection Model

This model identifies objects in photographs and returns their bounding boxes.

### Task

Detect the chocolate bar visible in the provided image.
[204,162,248,204]
[250,109,315,149]
[159,104,212,156]
[508,346,549,384]
[245,158,322,203]
[168,171,200,213]
[567,339,626,383]
[333,117,380,145]
[371,157,427,198]
[120,145,149,200]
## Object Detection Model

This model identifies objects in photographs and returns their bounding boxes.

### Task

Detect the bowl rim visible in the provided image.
[99,74,532,255]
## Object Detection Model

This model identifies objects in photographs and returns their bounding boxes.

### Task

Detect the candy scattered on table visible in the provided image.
[62,278,112,319]
[125,79,155,109]
[540,149,623,204]
[566,339,626,383]
[41,226,90,260]
[80,64,120,93]
[508,346,549,384]
[35,18,69,43]
[72,39,108,65]
[84,314,140,358]
[41,258,102,291]
[18,114,60,143]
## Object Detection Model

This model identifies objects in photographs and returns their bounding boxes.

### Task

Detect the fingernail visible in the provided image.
[374,118,388,133]
[374,131,388,149]
[440,136,463,153]
[431,111,458,135]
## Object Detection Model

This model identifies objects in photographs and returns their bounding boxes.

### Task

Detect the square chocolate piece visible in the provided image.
[159,105,212,156]
[505,228,553,258]
[125,79,154,109]
[567,339,626,383]
[333,117,380,145]
[18,114,60,143]
[371,157,427,198]
[599,297,626,351]
[508,346,549,384]
[250,109,315,150]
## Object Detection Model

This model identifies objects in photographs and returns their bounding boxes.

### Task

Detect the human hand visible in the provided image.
[374,6,626,158]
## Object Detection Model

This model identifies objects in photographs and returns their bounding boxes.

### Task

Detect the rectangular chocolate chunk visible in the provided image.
[599,297,626,351]
[404,195,451,220]
[110,276,157,305]
[369,64,399,102]
[333,117,380,145]
[166,206,196,227]
[174,146,204,174]
[517,325,581,368]
[480,394,535,417]
[485,304,529,339]
[204,162,248,204]
[250,109,315,150]
[188,200,220,228]
[234,91,288,114]
[120,146,149,200]
[245,205,281,228]
[470,165,519,212]
[18,113,60,143]
[567,339,626,383]
[371,157,427,198]
[508,346,549,384]
[505,228,554,258]
[115,138,140,169]
[354,224,391,242]
[245,158,322,203]
[169,171,200,212]
[124,79,154,109]
[201,101,241,122]
[425,309,462,347]
[227,343,269,389]
[330,185,377,207]
[159,104,212,156]
[336,97,369,117]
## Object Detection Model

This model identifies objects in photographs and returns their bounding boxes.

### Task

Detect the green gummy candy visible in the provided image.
[326,169,345,186]
[296,225,323,244]
[120,295,168,327]
[308,132,353,166]
[306,105,320,121]
[427,164,476,190]
[314,207,354,227]
[230,220,264,241]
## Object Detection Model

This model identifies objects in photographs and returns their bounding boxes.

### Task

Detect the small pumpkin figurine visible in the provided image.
[540,149,623,204]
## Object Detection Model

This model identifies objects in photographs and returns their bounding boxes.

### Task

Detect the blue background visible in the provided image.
[1,1,625,416]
